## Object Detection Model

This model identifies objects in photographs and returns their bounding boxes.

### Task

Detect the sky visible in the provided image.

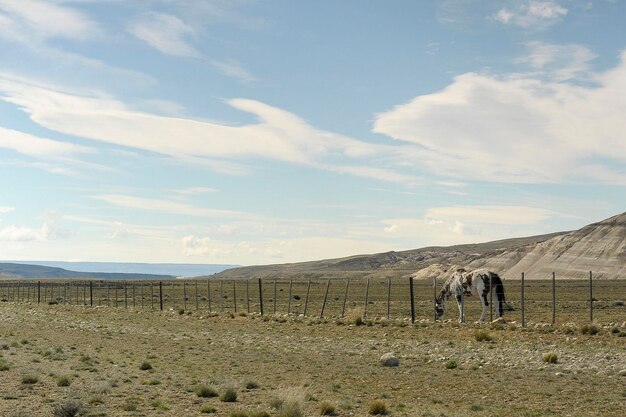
[0,0,625,266]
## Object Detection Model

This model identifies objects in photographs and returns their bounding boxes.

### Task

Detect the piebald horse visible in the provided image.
[435,268,506,322]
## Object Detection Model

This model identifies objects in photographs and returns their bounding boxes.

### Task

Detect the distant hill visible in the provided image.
[0,263,173,280]
[4,261,238,278]
[213,211,626,280]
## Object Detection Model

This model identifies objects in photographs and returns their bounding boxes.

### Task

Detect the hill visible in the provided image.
[0,263,173,280]
[213,211,626,280]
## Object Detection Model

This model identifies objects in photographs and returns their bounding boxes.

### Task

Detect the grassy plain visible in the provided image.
[0,282,624,417]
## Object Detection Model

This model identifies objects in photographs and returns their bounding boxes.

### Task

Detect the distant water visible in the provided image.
[4,261,239,278]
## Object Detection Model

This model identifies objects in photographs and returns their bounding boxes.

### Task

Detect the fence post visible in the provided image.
[342,278,350,318]
[83,282,86,305]
[132,282,136,309]
[195,280,199,311]
[386,277,391,320]
[303,278,311,316]
[183,280,187,311]
[207,280,212,313]
[246,280,250,313]
[521,272,526,328]
[320,279,331,319]
[552,272,556,326]
[489,273,493,322]
[409,277,415,323]
[287,279,293,315]
[124,284,128,308]
[273,278,277,314]
[140,282,144,309]
[171,281,175,310]
[233,281,237,313]
[258,278,264,315]
[37,281,41,304]
[220,280,224,312]
[150,283,154,310]
[460,282,465,323]
[107,283,110,307]
[90,281,93,306]
[364,278,370,319]
[159,281,163,311]
[433,277,437,322]
[589,271,593,322]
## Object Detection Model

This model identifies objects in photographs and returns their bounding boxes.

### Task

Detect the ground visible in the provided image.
[0,301,624,417]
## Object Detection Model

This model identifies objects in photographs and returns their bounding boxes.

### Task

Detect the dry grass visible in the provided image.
[0,295,624,416]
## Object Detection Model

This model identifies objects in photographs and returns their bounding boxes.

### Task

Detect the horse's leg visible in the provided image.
[479,294,487,321]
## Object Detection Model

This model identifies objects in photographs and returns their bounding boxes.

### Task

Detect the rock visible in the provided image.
[492,317,506,324]
[380,352,400,367]
[618,369,626,377]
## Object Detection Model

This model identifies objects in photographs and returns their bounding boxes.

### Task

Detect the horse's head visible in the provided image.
[434,294,446,319]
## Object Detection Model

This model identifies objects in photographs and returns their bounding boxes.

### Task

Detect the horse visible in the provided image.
[434,268,507,322]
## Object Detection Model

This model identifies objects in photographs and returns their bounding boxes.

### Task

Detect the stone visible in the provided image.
[380,352,400,367]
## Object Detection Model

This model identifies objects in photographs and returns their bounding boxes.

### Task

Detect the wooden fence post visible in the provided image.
[303,278,311,316]
[287,279,292,315]
[552,272,556,326]
[364,278,370,319]
[521,272,526,327]
[273,278,277,314]
[132,282,136,309]
[233,281,237,313]
[220,280,224,312]
[183,280,187,311]
[150,283,154,310]
[90,281,93,306]
[589,271,593,322]
[207,280,212,313]
[195,280,199,311]
[159,281,163,311]
[320,279,331,319]
[37,281,41,304]
[171,281,175,310]
[433,277,437,322]
[409,277,415,323]
[386,277,391,320]
[124,284,128,308]
[140,282,144,309]
[341,278,350,318]
[246,280,250,313]
[258,278,264,315]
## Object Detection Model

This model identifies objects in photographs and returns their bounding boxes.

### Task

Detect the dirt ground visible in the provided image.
[0,302,624,417]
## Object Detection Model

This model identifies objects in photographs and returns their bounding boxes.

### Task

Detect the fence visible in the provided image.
[0,273,624,325]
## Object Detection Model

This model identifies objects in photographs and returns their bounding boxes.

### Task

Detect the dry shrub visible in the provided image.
[272,388,305,417]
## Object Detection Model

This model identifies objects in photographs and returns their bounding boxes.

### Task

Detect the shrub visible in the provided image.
[220,387,238,402]
[178,308,185,315]
[581,323,600,335]
[230,412,248,417]
[320,401,337,415]
[445,359,458,369]
[196,385,218,398]
[139,361,153,370]
[250,411,270,417]
[56,375,72,387]
[474,330,493,342]
[52,401,83,417]
[0,358,9,371]
[368,400,388,415]
[354,316,364,326]
[21,374,39,384]
[543,352,558,364]
[274,389,305,417]
[122,401,138,411]
[245,380,260,389]
[152,400,170,410]
[201,405,218,414]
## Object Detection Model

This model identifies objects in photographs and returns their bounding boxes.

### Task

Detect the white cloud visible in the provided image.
[0,206,15,214]
[0,127,89,158]
[494,1,567,28]
[212,59,256,83]
[129,12,200,58]
[174,187,219,195]
[93,194,255,219]
[373,51,626,184]
[0,73,410,183]
[0,0,98,41]
[0,212,65,242]
[517,41,597,81]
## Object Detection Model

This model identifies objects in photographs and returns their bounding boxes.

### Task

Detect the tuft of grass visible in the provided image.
[152,400,170,410]
[250,411,270,417]
[196,385,218,398]
[354,316,364,326]
[230,412,248,417]
[220,387,238,402]
[245,380,260,389]
[201,405,218,414]
[139,361,153,370]
[320,401,337,416]
[474,330,493,342]
[21,374,39,384]
[445,359,458,369]
[580,323,600,335]
[56,375,72,387]
[543,352,558,364]
[122,401,138,411]
[274,389,305,417]
[0,358,9,371]
[368,400,388,415]
[52,400,83,417]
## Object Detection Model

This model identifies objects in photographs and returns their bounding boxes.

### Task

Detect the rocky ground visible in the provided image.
[0,302,624,417]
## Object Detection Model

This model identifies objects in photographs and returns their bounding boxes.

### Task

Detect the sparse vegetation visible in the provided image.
[196,385,218,398]
[320,401,337,415]
[543,351,558,364]
[52,400,83,417]
[139,360,153,370]
[445,359,458,369]
[474,330,493,342]
[201,405,218,414]
[56,375,71,386]
[21,374,39,384]
[581,323,601,335]
[368,400,388,415]
[220,386,238,402]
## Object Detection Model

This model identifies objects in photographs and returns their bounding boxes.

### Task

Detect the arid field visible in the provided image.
[0,286,624,417]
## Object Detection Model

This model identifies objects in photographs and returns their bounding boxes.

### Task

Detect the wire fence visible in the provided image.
[1,273,624,325]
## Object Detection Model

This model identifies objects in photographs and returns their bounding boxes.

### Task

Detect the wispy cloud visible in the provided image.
[212,59,256,83]
[0,73,410,183]
[128,12,200,58]
[516,41,597,81]
[174,187,219,195]
[493,1,568,29]
[0,0,99,41]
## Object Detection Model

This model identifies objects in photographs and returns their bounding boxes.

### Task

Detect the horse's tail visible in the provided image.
[491,273,506,317]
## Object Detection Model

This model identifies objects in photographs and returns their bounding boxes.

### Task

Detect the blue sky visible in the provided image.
[0,0,625,265]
